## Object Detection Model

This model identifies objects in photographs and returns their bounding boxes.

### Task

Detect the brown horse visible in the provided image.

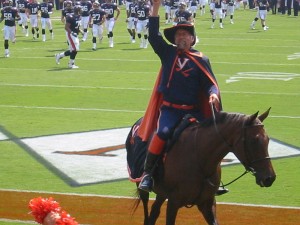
[126,109,276,225]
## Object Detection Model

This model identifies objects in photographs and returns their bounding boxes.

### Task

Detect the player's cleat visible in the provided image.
[220,23,223,29]
[143,40,148,48]
[55,54,61,64]
[140,39,144,48]
[68,63,79,69]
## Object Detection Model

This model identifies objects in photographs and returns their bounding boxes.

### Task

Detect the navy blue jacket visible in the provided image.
[148,16,220,106]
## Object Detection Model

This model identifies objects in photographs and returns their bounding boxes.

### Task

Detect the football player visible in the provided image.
[189,0,198,19]
[250,0,269,30]
[61,0,73,24]
[88,1,106,50]
[163,0,171,24]
[169,0,180,23]
[126,0,137,43]
[210,0,224,29]
[226,0,235,24]
[125,0,134,17]
[55,5,82,69]
[16,0,29,37]
[80,0,92,41]
[221,0,228,20]
[199,0,207,16]
[0,0,20,57]
[26,0,40,39]
[39,0,54,41]
[173,2,193,25]
[135,0,150,48]
[101,0,120,48]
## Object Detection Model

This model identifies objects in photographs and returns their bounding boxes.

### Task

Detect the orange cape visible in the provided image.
[138,52,221,142]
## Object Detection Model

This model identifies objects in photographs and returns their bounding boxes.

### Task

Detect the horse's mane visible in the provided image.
[199,111,247,128]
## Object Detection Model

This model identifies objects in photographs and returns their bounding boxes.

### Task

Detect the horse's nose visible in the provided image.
[262,175,276,187]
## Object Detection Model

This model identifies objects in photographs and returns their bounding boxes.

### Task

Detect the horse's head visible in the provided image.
[233,108,276,187]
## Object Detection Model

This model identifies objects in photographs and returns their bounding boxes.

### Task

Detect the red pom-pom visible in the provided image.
[28,197,78,225]
[29,197,61,224]
[56,211,78,225]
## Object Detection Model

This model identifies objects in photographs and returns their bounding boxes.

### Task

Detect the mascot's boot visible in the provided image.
[138,152,159,192]
[216,187,229,196]
[138,135,165,192]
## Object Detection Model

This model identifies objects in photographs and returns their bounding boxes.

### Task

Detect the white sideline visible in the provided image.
[1,188,299,210]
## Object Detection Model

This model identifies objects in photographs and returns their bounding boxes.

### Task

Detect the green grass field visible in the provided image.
[0,4,299,224]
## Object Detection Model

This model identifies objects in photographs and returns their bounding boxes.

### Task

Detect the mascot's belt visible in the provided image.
[162,100,196,110]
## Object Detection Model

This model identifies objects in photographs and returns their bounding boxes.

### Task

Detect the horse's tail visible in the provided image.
[131,188,142,215]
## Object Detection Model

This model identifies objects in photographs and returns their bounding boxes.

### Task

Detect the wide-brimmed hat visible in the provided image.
[163,21,196,46]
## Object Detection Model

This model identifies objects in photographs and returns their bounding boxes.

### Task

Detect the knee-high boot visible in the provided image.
[138,134,165,192]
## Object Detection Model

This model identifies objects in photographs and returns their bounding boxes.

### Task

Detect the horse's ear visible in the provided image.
[258,107,271,122]
[245,111,259,126]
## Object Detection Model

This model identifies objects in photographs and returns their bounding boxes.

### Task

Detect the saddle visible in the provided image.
[166,114,198,151]
[126,114,198,182]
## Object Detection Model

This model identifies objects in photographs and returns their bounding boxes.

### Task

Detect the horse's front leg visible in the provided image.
[166,199,180,225]
[149,195,166,225]
[197,198,219,225]
[139,189,150,225]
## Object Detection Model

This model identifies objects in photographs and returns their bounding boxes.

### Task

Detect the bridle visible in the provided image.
[209,103,271,187]
[241,124,271,172]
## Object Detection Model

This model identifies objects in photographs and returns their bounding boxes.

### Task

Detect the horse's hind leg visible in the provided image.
[197,200,219,225]
[166,199,180,225]
[149,195,166,225]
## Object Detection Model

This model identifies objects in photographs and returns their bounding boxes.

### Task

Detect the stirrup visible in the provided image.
[215,187,229,196]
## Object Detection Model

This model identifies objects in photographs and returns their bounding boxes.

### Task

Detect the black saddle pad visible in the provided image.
[126,115,197,182]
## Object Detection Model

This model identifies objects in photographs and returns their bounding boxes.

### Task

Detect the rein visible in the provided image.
[210,102,234,149]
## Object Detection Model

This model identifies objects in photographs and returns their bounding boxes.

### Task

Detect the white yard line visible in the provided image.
[0,83,299,96]
[0,105,144,113]
[0,83,152,91]
[0,104,298,118]
[0,57,299,66]
[0,104,299,118]
[0,219,36,224]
